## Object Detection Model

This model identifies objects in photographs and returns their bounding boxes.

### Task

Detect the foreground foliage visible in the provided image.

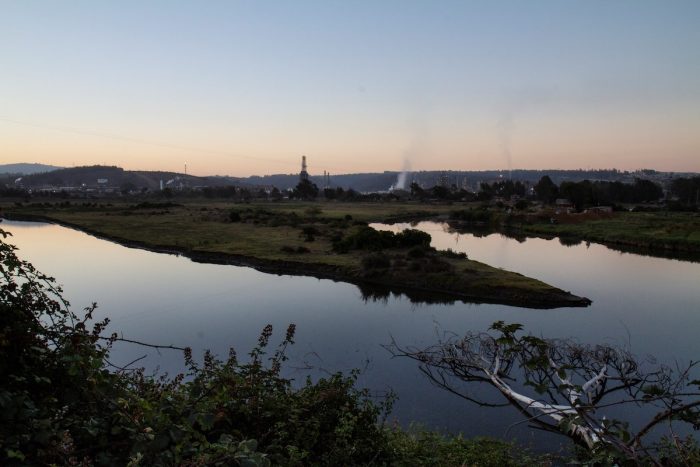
[0,229,547,466]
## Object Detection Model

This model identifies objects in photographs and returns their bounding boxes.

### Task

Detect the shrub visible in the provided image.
[407,246,427,258]
[395,229,432,248]
[450,209,493,223]
[333,227,432,253]
[229,210,242,222]
[300,226,318,242]
[333,226,394,252]
[361,252,391,270]
[514,199,529,210]
[441,248,467,259]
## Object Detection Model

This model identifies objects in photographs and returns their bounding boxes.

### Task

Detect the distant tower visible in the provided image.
[300,155,309,182]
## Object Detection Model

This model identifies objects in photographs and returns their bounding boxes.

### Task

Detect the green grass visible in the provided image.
[384,427,553,466]
[523,212,700,252]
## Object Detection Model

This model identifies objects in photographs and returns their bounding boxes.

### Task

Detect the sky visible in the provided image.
[1,0,699,176]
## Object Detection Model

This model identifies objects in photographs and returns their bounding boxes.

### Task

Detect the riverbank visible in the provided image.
[446,208,700,259]
[1,202,590,308]
[518,211,700,255]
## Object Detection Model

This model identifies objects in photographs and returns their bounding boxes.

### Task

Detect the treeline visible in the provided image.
[533,176,664,209]
[671,176,700,206]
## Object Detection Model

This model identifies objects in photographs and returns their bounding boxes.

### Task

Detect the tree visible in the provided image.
[293,179,319,200]
[671,177,700,206]
[410,182,425,199]
[559,180,593,211]
[390,322,700,464]
[534,176,558,204]
[269,186,282,201]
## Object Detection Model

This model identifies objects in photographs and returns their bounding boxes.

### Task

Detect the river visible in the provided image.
[2,219,699,449]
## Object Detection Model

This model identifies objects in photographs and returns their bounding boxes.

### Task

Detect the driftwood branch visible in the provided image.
[387,323,700,460]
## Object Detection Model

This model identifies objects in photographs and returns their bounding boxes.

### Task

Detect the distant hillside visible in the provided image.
[7,165,694,193]
[0,163,61,175]
[14,165,242,190]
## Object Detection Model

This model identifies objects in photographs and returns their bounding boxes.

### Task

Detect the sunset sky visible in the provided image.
[1,1,699,176]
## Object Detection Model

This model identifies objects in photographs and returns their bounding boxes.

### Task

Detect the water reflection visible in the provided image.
[358,283,463,306]
[3,220,700,449]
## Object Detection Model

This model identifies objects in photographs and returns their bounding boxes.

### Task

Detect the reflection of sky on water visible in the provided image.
[3,220,699,448]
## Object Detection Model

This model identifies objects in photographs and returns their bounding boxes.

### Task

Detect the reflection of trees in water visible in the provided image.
[357,283,460,306]
[558,236,583,247]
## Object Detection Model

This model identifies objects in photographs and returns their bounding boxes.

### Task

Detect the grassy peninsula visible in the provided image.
[1,201,590,308]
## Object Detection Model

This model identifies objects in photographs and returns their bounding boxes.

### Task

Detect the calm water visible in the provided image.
[2,219,699,448]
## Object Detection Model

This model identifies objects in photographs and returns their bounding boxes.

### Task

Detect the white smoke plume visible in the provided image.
[394,158,412,190]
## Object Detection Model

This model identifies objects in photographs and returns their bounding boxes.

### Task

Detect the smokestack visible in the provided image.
[299,155,309,182]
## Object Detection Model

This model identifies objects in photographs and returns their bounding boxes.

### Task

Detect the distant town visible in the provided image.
[1,161,698,205]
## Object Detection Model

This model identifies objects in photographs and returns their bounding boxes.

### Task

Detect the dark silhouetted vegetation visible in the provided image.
[670,176,700,208]
[333,226,432,253]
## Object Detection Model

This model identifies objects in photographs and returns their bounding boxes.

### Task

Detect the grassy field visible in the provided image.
[519,211,700,254]
[1,200,589,308]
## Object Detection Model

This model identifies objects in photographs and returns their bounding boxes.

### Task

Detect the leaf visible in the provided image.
[6,449,25,461]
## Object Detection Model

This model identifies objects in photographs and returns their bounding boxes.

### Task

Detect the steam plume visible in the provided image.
[394,158,412,190]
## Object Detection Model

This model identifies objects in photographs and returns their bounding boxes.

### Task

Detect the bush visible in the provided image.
[229,210,242,222]
[441,248,467,259]
[407,246,427,258]
[361,252,391,270]
[450,209,493,223]
[333,226,395,252]
[395,229,432,248]
[514,200,529,210]
[333,227,432,253]
[300,226,317,242]
[407,257,453,273]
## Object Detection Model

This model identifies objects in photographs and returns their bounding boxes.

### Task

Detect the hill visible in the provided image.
[6,164,695,193]
[0,163,61,175]
[12,165,243,191]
